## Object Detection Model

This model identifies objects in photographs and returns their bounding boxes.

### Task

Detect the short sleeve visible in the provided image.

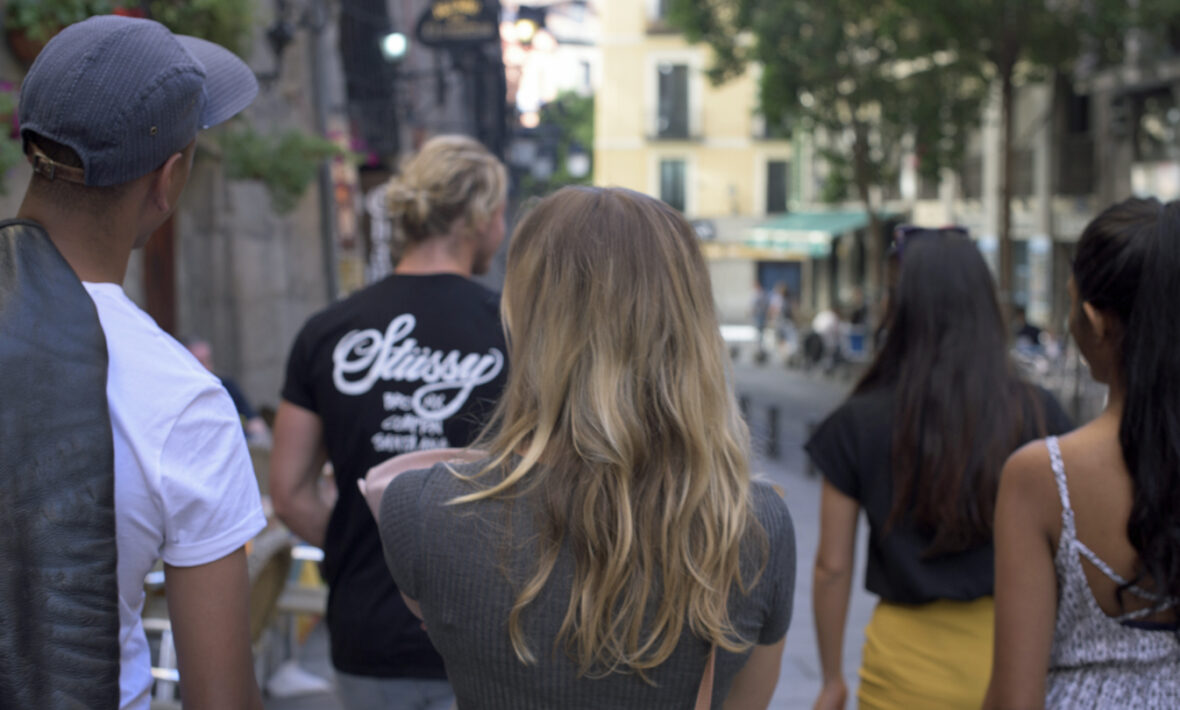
[159,387,266,567]
[280,321,318,413]
[804,404,862,500]
[751,482,796,645]
[379,466,433,600]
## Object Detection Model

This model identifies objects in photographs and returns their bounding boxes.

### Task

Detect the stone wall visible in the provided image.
[170,13,338,412]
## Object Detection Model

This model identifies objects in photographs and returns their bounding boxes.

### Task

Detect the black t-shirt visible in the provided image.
[282,273,509,677]
[804,383,1072,604]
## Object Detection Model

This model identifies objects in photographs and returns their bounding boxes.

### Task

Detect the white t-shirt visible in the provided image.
[84,283,267,710]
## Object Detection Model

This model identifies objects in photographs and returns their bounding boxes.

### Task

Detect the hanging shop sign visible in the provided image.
[416,0,500,48]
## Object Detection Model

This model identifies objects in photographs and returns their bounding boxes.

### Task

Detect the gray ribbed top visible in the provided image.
[380,460,795,709]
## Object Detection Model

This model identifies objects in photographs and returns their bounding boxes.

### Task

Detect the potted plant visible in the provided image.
[220,125,350,215]
[5,0,253,66]
[0,82,23,193]
[4,0,113,64]
[147,0,253,57]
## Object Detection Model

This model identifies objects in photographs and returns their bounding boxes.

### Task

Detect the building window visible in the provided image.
[1012,148,1035,198]
[918,174,940,200]
[660,159,687,213]
[657,63,690,139]
[646,0,674,31]
[580,60,592,94]
[766,160,789,214]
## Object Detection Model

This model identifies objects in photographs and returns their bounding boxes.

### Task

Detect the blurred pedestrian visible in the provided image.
[371,186,795,709]
[6,16,265,710]
[270,135,510,710]
[846,286,868,327]
[770,281,797,356]
[986,198,1180,708]
[184,337,271,446]
[1011,305,1044,349]
[806,227,1071,710]
[751,281,771,358]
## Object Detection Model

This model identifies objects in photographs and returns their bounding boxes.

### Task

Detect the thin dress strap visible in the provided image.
[1047,437,1177,617]
[1047,437,1074,530]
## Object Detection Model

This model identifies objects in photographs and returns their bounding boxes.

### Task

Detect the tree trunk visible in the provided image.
[998,63,1015,317]
[852,124,883,304]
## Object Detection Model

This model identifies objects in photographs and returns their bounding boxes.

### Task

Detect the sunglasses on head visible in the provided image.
[890,224,970,259]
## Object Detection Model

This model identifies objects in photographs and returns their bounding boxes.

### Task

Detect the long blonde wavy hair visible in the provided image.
[454,186,764,678]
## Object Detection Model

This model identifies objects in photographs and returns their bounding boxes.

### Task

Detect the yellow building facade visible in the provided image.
[594,0,799,323]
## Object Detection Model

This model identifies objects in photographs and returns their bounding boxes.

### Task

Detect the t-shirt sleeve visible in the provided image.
[804,404,861,500]
[159,387,267,567]
[280,321,318,413]
[751,482,796,645]
[379,466,433,600]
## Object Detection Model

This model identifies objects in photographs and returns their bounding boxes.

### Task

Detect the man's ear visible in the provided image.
[147,151,187,213]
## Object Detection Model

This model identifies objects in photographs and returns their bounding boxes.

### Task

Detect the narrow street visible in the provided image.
[267,364,874,710]
[731,363,874,709]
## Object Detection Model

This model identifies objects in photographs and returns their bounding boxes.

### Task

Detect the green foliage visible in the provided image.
[667,0,985,207]
[148,0,254,57]
[4,0,113,41]
[0,87,21,194]
[220,126,347,215]
[0,134,23,195]
[518,91,595,201]
[2,0,253,55]
[817,152,852,204]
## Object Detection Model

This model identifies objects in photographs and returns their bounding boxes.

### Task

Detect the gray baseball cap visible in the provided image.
[18,15,258,187]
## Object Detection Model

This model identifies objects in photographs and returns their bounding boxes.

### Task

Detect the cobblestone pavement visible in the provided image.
[266,365,873,710]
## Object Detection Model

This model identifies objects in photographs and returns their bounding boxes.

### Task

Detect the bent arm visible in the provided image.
[723,638,786,710]
[361,447,487,520]
[269,400,331,547]
[165,548,263,710]
[812,480,859,710]
[984,447,1058,710]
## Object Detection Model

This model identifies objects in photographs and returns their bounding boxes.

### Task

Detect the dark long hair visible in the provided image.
[1073,197,1180,603]
[856,232,1041,556]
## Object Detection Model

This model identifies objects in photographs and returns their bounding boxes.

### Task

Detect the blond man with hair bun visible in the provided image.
[370,186,796,709]
[271,134,510,710]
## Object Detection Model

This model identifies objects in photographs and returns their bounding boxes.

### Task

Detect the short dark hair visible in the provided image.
[25,132,140,206]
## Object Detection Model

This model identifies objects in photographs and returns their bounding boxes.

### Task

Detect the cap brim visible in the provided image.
[176,35,258,129]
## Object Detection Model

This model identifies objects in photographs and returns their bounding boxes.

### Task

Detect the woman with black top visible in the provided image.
[806,228,1072,710]
[985,198,1180,708]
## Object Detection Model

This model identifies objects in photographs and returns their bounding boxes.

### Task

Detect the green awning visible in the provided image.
[746,210,891,258]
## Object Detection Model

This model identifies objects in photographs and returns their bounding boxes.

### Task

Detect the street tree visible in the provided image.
[909,0,1179,305]
[667,0,985,302]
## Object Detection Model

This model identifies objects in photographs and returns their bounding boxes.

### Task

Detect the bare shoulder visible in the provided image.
[999,439,1060,522]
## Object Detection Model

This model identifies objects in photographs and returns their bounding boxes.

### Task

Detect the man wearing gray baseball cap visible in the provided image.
[6,15,266,710]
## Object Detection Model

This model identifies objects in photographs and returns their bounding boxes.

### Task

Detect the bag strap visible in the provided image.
[694,645,716,710]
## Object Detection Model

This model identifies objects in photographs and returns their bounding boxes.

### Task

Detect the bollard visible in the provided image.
[766,405,780,460]
[739,395,751,423]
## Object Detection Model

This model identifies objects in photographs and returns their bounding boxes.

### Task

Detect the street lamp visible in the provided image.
[381,31,409,62]
[513,5,546,46]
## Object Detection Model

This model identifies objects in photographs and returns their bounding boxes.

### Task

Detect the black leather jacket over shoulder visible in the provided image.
[0,220,120,708]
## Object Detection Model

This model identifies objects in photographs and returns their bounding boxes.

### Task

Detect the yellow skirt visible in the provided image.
[858,597,994,710]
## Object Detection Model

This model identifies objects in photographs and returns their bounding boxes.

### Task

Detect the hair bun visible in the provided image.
[385,180,430,226]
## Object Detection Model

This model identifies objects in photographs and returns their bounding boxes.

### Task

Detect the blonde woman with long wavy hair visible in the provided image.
[366,186,795,709]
